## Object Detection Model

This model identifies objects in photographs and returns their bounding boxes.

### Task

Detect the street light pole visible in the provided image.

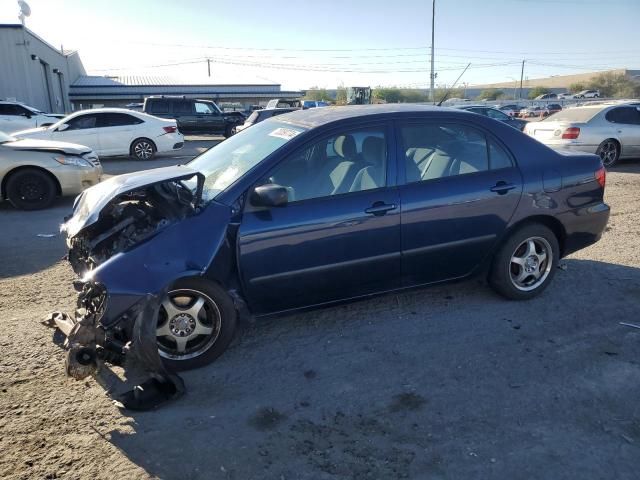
[430,0,435,104]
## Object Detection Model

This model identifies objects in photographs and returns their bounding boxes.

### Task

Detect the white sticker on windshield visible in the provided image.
[269,127,301,140]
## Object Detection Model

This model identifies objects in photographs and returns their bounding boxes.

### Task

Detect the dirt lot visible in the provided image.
[1,155,639,479]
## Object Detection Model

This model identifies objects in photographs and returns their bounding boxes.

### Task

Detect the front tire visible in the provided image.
[224,124,236,138]
[156,277,237,371]
[131,138,156,160]
[6,168,57,210]
[596,139,620,167]
[489,224,559,300]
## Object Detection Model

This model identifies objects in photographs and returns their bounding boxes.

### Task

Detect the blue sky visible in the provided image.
[1,0,638,89]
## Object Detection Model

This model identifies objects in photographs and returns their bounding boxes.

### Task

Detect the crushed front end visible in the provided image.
[44,165,230,409]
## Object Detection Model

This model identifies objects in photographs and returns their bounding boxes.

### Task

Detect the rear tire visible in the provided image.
[489,224,559,301]
[6,168,56,210]
[131,138,156,160]
[596,139,620,167]
[156,277,237,371]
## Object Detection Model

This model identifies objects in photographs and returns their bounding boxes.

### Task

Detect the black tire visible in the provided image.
[5,168,57,210]
[131,138,156,160]
[157,277,237,371]
[596,139,620,167]
[224,124,236,138]
[489,223,560,301]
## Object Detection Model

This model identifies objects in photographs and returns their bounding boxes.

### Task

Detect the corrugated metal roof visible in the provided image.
[72,75,282,88]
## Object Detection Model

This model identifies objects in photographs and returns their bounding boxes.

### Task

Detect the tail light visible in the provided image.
[561,127,580,139]
[595,166,606,189]
[163,126,177,134]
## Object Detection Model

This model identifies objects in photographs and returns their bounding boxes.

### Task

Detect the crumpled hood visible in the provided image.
[6,137,91,155]
[62,165,203,237]
[12,126,50,137]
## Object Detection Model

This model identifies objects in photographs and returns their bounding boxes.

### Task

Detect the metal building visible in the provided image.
[0,24,86,113]
[68,75,303,111]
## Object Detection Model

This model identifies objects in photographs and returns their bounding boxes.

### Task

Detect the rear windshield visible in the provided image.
[542,107,600,122]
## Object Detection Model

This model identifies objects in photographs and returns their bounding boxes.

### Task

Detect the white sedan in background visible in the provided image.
[12,108,184,160]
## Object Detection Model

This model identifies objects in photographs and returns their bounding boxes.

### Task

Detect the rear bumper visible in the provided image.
[558,201,610,257]
[172,142,184,150]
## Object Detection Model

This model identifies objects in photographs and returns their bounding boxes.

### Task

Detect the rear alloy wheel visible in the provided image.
[596,139,620,167]
[6,168,56,210]
[131,138,156,160]
[489,224,559,300]
[156,278,236,371]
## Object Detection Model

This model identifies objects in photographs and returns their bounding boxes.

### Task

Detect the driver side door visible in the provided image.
[238,123,401,315]
[54,113,100,152]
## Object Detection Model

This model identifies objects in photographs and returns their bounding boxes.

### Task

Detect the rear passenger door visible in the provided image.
[172,99,196,132]
[397,120,523,286]
[97,112,144,156]
[238,123,401,314]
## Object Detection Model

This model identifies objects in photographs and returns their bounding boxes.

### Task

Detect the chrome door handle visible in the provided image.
[365,202,397,216]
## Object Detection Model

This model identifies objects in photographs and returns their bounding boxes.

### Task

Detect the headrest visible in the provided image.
[334,135,357,159]
[362,136,385,164]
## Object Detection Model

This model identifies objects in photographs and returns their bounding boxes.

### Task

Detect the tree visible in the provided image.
[304,87,332,102]
[569,83,585,93]
[528,86,551,99]
[588,72,640,98]
[335,85,347,105]
[478,89,503,101]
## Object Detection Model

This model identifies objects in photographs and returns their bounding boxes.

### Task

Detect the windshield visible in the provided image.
[187,120,306,201]
[542,107,601,122]
[0,131,16,143]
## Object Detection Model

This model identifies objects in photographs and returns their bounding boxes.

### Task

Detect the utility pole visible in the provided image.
[430,0,435,104]
[207,58,211,78]
[519,59,525,100]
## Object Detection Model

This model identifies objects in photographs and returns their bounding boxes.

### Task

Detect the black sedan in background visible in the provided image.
[456,105,528,131]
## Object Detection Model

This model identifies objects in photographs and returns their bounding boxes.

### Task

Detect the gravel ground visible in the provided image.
[0,159,639,480]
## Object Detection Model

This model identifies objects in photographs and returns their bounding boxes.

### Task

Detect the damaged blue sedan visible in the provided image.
[51,105,609,408]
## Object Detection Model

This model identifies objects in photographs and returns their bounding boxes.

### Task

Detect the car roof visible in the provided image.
[278,104,462,128]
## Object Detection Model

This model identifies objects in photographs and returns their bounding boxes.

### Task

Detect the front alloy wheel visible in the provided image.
[155,278,237,371]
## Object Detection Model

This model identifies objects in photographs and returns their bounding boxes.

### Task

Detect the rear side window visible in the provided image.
[486,109,509,121]
[98,113,143,127]
[605,107,640,125]
[173,100,193,115]
[401,123,489,183]
[146,99,169,114]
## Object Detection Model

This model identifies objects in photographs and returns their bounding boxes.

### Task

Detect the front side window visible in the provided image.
[402,123,489,183]
[267,128,388,203]
[66,114,97,130]
[187,120,307,202]
[195,102,215,115]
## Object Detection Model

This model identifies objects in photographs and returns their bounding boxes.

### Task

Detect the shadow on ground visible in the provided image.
[103,259,640,479]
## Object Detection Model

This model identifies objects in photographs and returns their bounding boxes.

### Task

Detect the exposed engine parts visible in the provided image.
[67,179,199,275]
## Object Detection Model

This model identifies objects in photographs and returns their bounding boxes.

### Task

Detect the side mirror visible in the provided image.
[251,184,288,207]
[57,123,69,132]
[22,112,32,118]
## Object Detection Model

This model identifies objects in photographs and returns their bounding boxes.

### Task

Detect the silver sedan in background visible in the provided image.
[524,102,640,166]
[0,131,102,210]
